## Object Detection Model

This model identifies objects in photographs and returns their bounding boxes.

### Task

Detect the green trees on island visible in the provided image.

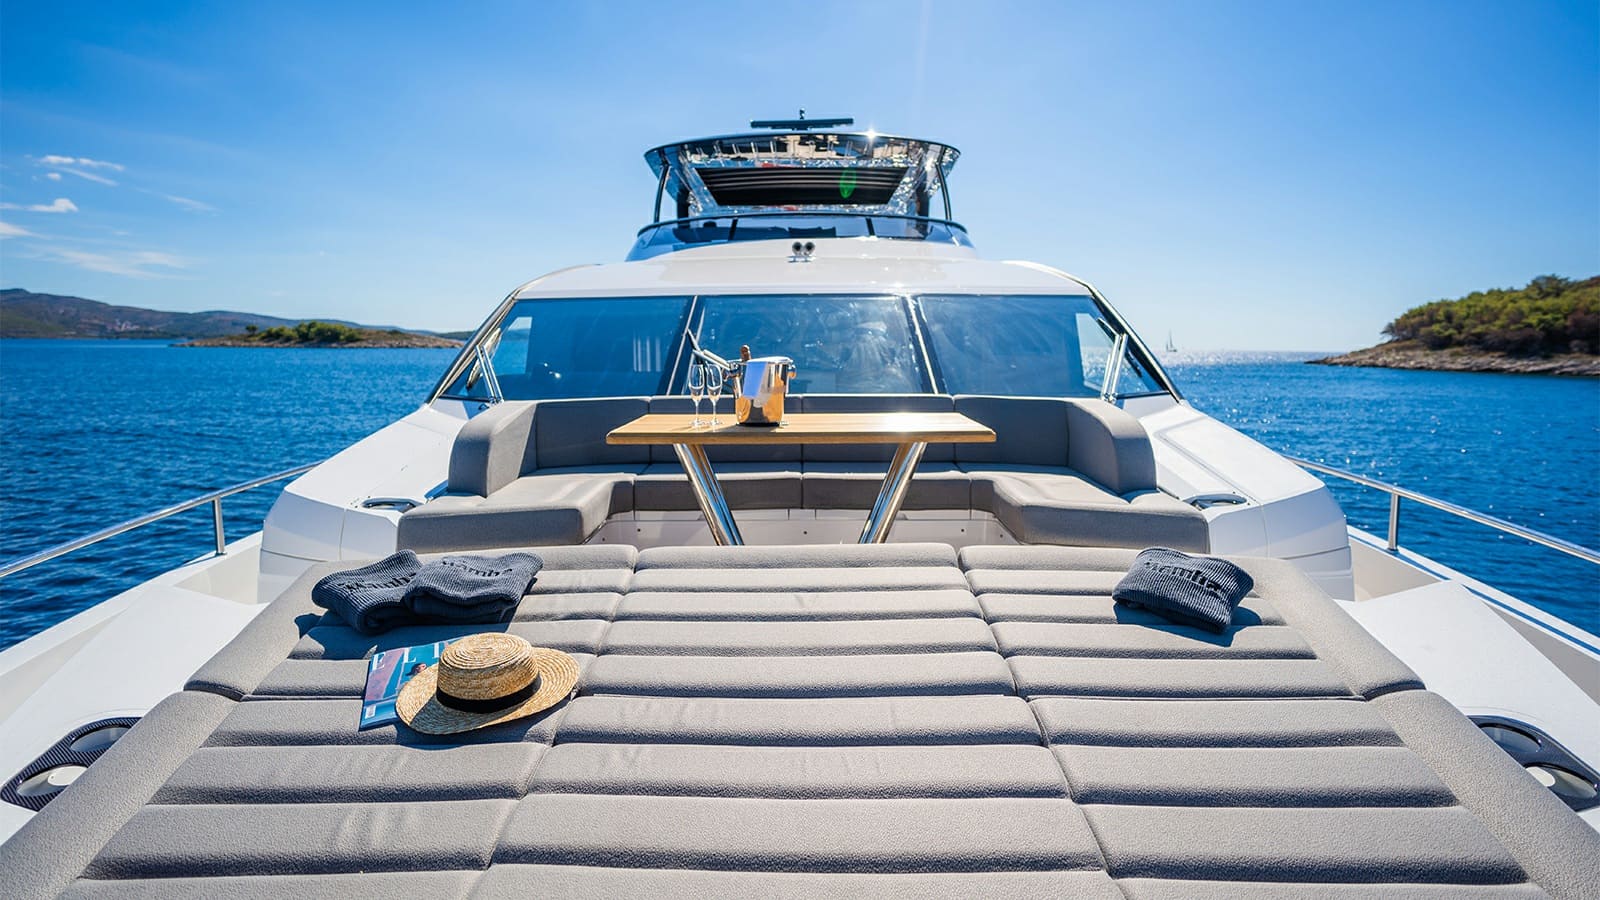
[1382,275,1599,356]
[247,320,364,344]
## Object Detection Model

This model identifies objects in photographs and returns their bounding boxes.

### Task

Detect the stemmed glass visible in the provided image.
[687,363,706,428]
[706,365,724,426]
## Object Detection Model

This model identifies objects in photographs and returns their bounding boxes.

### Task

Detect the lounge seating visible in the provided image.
[5,544,1595,898]
[397,394,1210,552]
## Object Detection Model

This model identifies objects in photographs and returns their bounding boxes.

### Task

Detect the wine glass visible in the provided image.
[706,365,724,426]
[687,363,706,428]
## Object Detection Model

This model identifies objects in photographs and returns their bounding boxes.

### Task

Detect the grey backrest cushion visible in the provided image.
[534,398,650,469]
[952,396,1070,467]
[447,401,538,497]
[1063,399,1157,494]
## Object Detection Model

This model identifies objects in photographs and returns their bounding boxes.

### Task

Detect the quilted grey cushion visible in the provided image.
[19,543,1598,900]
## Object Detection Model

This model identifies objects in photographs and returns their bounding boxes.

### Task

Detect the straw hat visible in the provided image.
[397,633,578,734]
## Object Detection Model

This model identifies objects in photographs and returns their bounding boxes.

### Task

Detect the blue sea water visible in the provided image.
[0,340,1596,649]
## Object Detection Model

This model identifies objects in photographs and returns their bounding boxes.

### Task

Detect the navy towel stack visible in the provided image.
[310,550,424,635]
[405,552,544,624]
[1113,547,1254,633]
[312,551,544,635]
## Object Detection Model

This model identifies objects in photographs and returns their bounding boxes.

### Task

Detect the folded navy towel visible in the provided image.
[311,550,424,636]
[404,552,543,623]
[1113,547,1255,633]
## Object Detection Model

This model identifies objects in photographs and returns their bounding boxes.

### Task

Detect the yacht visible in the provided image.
[2,117,1597,897]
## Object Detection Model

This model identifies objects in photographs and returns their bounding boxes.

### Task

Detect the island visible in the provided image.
[179,321,462,349]
[1312,275,1599,376]
[1,288,466,347]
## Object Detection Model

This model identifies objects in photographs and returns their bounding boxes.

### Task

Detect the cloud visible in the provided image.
[0,221,33,238]
[159,192,215,212]
[54,167,118,186]
[39,247,189,278]
[35,155,121,186]
[0,198,78,213]
[45,172,62,181]
[38,155,124,172]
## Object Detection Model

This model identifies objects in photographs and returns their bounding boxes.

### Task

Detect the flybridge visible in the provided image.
[629,116,969,260]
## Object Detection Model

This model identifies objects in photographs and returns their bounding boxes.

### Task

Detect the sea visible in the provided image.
[0,339,1596,649]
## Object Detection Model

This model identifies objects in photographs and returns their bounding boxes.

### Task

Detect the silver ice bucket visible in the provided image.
[731,345,795,426]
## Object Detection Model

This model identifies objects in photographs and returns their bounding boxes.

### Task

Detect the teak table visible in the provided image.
[607,412,996,545]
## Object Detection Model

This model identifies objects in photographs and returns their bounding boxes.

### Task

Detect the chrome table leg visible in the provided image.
[673,443,744,546]
[859,441,928,544]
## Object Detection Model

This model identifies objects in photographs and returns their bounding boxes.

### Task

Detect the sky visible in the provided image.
[1,1,1595,350]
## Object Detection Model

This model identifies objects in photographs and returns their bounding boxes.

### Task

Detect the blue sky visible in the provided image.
[1,1,1595,349]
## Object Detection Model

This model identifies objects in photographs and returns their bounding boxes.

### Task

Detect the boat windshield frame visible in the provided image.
[430,291,1181,405]
[629,211,973,261]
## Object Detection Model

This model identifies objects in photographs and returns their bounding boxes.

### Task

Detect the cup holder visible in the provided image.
[14,765,87,798]
[1526,764,1600,805]
[1471,715,1600,812]
[2,716,140,812]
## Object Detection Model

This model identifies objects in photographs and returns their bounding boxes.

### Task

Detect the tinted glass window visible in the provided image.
[444,296,688,400]
[442,292,1165,401]
[919,294,1160,397]
[695,294,928,394]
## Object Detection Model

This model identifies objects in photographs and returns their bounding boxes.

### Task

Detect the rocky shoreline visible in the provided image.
[1310,341,1600,376]
[178,331,461,349]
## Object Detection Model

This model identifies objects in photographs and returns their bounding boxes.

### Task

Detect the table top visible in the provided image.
[607,412,996,446]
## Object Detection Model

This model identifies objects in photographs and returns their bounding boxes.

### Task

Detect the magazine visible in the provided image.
[360,639,458,729]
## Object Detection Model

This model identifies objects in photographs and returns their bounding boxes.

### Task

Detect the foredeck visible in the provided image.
[4,543,1596,898]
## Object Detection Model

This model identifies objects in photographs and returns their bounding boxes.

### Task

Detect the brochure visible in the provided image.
[360,638,458,729]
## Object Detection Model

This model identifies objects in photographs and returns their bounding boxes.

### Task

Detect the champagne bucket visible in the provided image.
[731,348,795,426]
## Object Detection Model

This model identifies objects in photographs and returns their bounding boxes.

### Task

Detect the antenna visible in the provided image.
[750,109,854,131]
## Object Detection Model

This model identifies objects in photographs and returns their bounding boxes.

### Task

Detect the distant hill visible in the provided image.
[182,321,460,349]
[0,289,447,339]
[1312,275,1599,376]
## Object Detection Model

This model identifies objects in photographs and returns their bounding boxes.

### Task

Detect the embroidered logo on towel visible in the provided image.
[1150,563,1226,599]
[437,558,517,579]
[333,575,413,591]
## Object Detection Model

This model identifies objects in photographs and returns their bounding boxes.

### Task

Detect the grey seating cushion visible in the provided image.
[191,547,632,700]
[1064,398,1158,494]
[184,562,337,700]
[399,467,638,551]
[0,691,235,900]
[494,793,1104,873]
[960,546,1421,700]
[472,866,1125,900]
[952,395,1071,467]
[62,872,480,900]
[1372,689,1600,899]
[983,471,1209,551]
[418,394,1205,554]
[533,397,650,469]
[801,461,970,510]
[23,543,1600,899]
[448,400,538,497]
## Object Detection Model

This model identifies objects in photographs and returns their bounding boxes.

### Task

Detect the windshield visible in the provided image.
[440,293,1164,401]
[918,294,1161,397]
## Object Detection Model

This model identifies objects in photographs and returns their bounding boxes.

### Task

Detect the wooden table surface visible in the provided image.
[607,412,996,446]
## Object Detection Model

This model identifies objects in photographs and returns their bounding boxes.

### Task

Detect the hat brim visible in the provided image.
[396,646,579,735]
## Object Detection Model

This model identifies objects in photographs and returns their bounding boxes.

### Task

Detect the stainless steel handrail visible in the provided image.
[635,210,970,238]
[1285,455,1600,565]
[0,462,321,579]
